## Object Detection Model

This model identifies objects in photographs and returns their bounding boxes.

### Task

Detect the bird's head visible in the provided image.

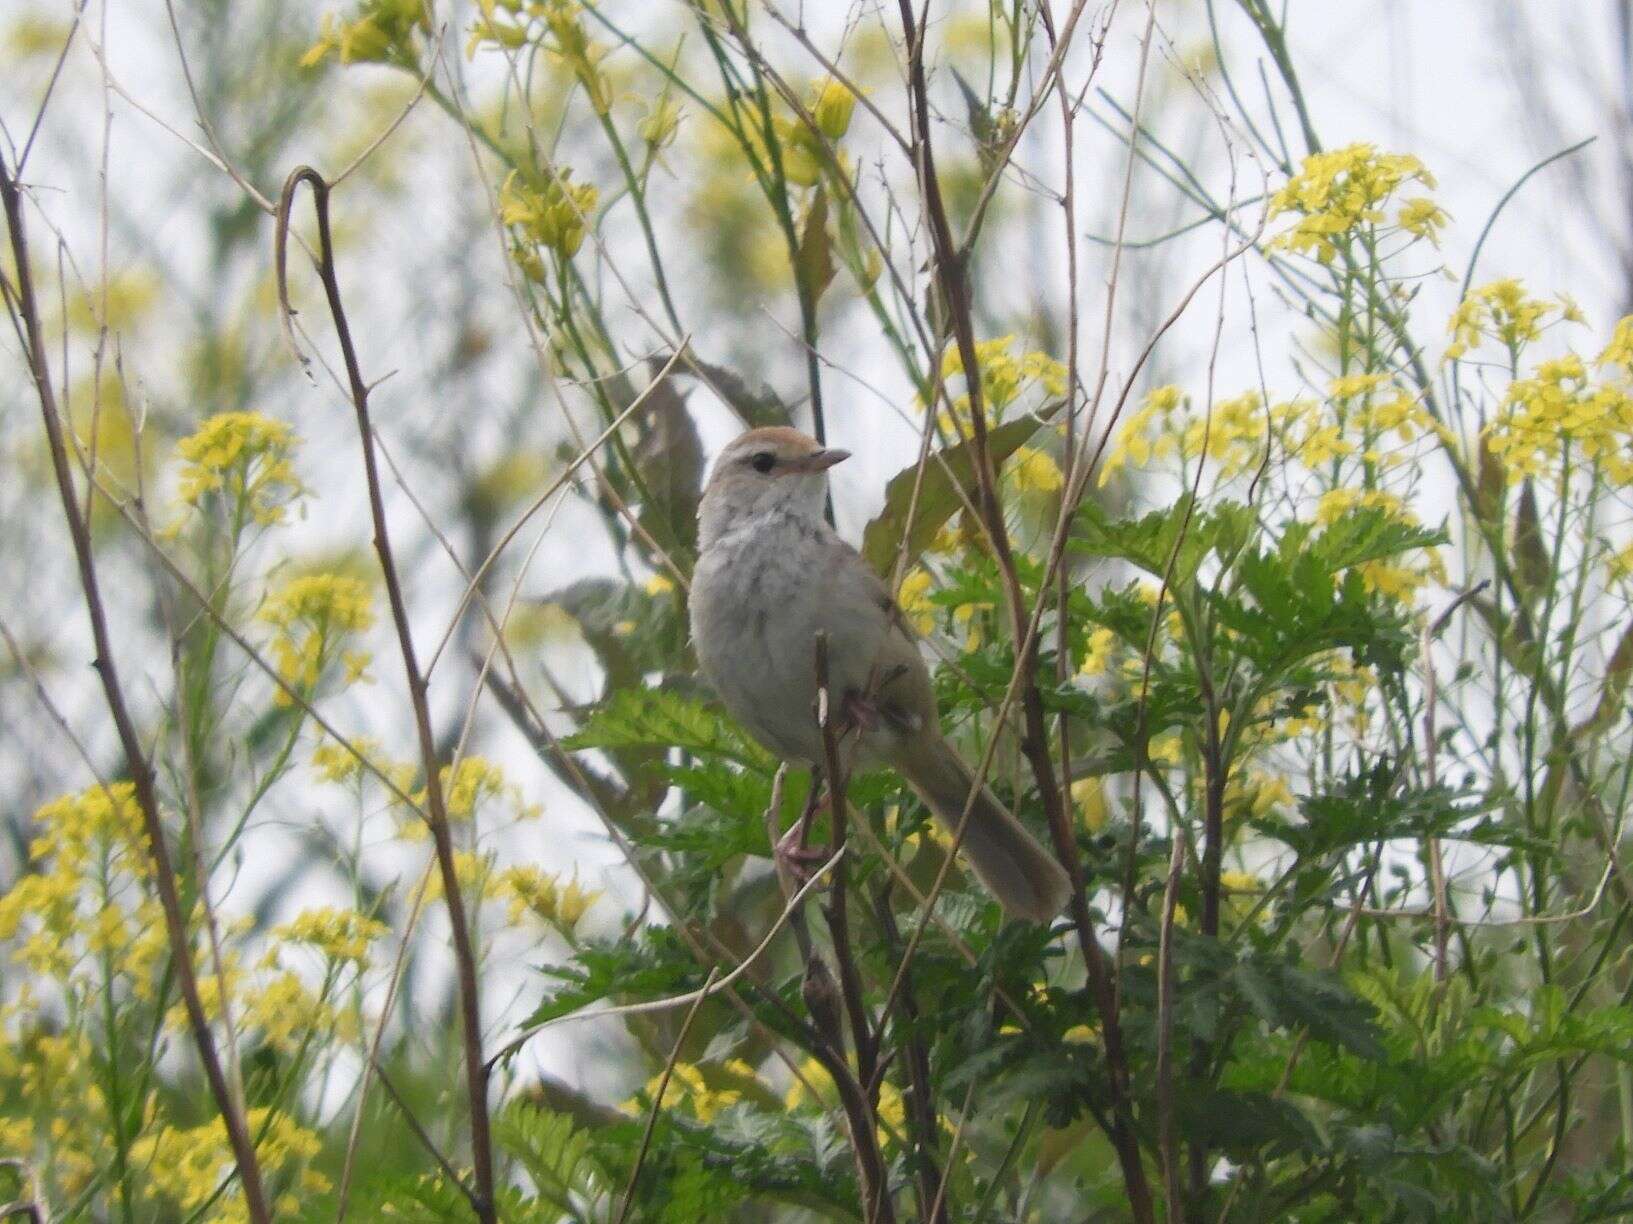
[699,427,849,546]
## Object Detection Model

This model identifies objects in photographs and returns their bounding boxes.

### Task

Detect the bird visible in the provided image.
[688,425,1073,923]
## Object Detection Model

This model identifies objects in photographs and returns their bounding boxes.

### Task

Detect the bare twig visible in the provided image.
[2,152,271,1223]
[274,165,496,1223]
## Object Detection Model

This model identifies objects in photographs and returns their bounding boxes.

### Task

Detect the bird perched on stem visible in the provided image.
[689,426,1072,923]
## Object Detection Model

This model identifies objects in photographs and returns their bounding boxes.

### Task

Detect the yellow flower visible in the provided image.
[261,574,375,704]
[1269,143,1437,263]
[785,1057,908,1142]
[310,735,380,784]
[645,573,676,597]
[630,1061,751,1123]
[501,865,599,933]
[175,411,303,525]
[639,94,683,148]
[810,77,858,140]
[1007,446,1063,494]
[1445,279,1556,359]
[1072,777,1108,832]
[273,906,388,965]
[1078,627,1118,678]
[131,1108,324,1217]
[1486,351,1633,487]
[897,568,935,635]
[1597,314,1633,370]
[1147,735,1182,766]
[1397,197,1447,243]
[932,336,1065,424]
[500,166,598,258]
[303,0,427,67]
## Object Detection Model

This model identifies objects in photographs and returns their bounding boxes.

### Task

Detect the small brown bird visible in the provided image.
[688,426,1072,923]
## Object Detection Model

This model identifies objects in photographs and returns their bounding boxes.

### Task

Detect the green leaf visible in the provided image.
[494,1101,606,1215]
[1177,1089,1322,1160]
[1228,956,1387,1060]
[1070,495,1253,584]
[861,405,1060,575]
[518,926,707,1033]
[795,184,836,306]
[1303,506,1447,574]
[565,686,773,771]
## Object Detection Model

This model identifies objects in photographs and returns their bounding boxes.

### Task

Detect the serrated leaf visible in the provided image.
[862,405,1061,575]
[493,1102,606,1215]
[1228,956,1387,1060]
[1070,494,1244,584]
[565,686,773,771]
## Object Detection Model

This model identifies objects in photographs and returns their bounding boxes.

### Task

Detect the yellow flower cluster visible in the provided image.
[423,849,506,902]
[468,3,612,115]
[894,568,994,652]
[175,411,303,526]
[301,0,428,67]
[1268,143,1440,263]
[501,166,598,262]
[1006,445,1065,495]
[0,784,168,986]
[629,1058,759,1123]
[260,573,375,704]
[1102,386,1288,483]
[1103,372,1440,489]
[1079,625,1120,679]
[1446,279,1576,360]
[406,756,539,827]
[130,1107,327,1219]
[935,335,1067,427]
[273,906,389,965]
[0,1028,103,1196]
[785,1055,908,1143]
[897,569,936,635]
[1485,350,1633,488]
[500,865,599,933]
[1072,776,1108,832]
[311,735,376,784]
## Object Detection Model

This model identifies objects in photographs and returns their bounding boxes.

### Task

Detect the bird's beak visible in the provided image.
[803,447,851,472]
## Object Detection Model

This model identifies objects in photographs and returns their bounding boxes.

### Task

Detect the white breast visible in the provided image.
[691,509,886,762]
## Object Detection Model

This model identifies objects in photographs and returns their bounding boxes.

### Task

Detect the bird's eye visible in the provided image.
[749,451,776,473]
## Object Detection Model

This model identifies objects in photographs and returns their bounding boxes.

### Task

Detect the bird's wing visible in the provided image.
[816,528,939,737]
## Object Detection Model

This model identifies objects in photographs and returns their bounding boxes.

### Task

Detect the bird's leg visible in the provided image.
[773,769,832,889]
[840,688,882,733]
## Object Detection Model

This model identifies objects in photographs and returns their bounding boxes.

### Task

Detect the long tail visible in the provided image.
[892,735,1073,923]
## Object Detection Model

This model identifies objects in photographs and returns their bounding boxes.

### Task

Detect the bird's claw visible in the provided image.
[773,819,832,891]
[840,689,881,733]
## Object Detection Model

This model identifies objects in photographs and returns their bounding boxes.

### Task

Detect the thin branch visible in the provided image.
[614,967,723,1224]
[274,165,496,1223]
[1,151,271,1224]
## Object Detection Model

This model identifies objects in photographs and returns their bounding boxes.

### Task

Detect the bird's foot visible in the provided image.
[840,689,882,733]
[773,818,832,892]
